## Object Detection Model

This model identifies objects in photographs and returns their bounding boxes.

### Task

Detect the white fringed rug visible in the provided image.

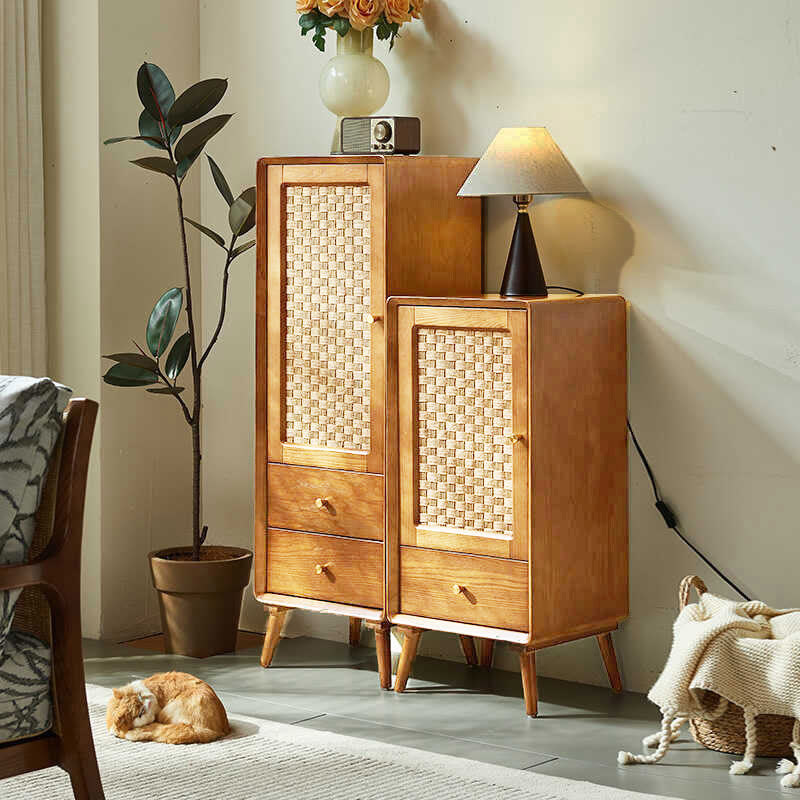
[2,685,677,800]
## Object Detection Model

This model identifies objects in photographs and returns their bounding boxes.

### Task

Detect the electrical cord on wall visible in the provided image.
[548,285,751,601]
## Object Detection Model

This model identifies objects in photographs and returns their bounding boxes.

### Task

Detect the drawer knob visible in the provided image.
[315,562,332,575]
[452,583,465,595]
[366,313,382,324]
[314,497,329,510]
[506,433,524,445]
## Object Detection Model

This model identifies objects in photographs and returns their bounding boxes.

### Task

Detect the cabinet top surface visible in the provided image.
[257,155,479,167]
[387,293,625,310]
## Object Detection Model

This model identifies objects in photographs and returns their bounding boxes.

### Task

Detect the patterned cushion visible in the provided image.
[0,630,51,743]
[0,376,71,658]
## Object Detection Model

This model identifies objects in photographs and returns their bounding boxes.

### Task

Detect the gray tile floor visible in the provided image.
[83,635,786,799]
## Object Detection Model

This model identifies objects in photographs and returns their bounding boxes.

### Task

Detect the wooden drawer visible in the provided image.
[266,529,382,609]
[399,546,528,631]
[267,464,384,540]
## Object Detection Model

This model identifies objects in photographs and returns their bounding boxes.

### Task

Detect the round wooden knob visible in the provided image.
[506,433,524,445]
[314,497,328,509]
[452,583,464,595]
[366,313,381,324]
[315,562,331,575]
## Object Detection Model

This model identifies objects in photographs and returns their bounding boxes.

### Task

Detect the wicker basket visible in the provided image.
[681,575,795,759]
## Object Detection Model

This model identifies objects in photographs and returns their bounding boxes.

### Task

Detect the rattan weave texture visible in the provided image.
[283,184,372,452]
[416,327,514,535]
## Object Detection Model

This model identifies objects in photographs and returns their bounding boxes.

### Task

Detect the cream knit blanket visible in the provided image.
[649,592,800,719]
[619,578,800,789]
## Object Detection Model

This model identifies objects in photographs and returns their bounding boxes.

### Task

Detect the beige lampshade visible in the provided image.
[458,127,586,197]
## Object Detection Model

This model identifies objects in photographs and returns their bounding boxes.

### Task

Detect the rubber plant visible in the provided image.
[102,63,255,561]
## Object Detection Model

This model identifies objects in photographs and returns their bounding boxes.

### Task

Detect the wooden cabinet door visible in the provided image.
[266,163,385,473]
[397,306,529,559]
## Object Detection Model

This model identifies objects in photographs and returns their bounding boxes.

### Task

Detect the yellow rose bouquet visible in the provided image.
[297,0,425,51]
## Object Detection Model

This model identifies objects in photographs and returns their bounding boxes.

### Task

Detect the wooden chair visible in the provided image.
[0,399,103,799]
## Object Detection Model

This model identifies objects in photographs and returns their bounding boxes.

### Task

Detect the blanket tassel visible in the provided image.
[776,720,800,789]
[729,707,758,775]
[618,710,680,765]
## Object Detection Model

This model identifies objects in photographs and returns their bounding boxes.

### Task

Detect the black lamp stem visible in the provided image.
[499,194,547,297]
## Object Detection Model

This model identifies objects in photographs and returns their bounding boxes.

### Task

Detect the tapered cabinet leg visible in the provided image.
[597,632,623,693]
[459,635,477,666]
[514,646,538,717]
[479,638,495,668]
[349,617,362,647]
[260,606,287,668]
[394,626,422,693]
[365,621,392,690]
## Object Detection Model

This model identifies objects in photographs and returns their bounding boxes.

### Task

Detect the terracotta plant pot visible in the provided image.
[149,546,253,658]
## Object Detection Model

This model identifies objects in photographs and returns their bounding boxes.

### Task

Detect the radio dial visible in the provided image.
[374,121,392,143]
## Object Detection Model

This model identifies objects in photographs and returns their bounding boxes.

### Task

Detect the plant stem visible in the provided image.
[198,234,236,369]
[172,176,203,561]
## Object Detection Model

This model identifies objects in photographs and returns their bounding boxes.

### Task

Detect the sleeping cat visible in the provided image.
[106,671,230,744]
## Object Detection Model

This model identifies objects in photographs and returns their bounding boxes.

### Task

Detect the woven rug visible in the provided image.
[2,685,678,799]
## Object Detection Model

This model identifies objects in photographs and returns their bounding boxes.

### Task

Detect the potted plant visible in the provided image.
[103,63,254,657]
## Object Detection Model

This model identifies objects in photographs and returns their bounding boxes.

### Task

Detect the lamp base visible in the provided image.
[500,199,547,297]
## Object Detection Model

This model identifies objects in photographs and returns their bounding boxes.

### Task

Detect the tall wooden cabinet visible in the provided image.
[254,157,482,687]
[385,295,628,714]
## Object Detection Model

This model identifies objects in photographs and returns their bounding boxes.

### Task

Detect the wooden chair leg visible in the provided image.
[365,621,392,690]
[260,606,287,668]
[479,638,495,668]
[349,617,362,647]
[597,632,623,693]
[514,646,538,717]
[394,626,422,693]
[52,605,105,799]
[459,635,477,666]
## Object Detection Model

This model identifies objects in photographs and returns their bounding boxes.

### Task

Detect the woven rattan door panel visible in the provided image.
[397,306,529,560]
[266,164,385,473]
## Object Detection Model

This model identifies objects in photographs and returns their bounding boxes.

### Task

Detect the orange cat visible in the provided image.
[106,671,230,744]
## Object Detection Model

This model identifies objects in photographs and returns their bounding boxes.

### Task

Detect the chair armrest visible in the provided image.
[0,561,45,592]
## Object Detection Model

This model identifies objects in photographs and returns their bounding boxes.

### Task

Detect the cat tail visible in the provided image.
[124,722,225,744]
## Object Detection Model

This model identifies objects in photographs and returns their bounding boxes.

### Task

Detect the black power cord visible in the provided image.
[627,420,751,602]
[546,285,750,601]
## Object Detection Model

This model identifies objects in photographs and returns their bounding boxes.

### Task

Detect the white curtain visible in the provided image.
[0,0,45,376]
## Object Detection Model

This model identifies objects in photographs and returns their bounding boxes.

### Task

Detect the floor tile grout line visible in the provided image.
[290,713,328,726]
[295,710,559,760]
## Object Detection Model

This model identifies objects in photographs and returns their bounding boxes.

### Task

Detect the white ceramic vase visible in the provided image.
[319,28,390,153]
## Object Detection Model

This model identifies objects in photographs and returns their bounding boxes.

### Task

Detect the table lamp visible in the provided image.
[458,127,586,297]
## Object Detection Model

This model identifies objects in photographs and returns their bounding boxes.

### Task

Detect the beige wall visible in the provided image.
[44,0,200,640]
[42,0,102,638]
[198,0,800,693]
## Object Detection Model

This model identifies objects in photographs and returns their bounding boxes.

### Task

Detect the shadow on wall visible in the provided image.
[484,194,635,292]
[394,2,508,155]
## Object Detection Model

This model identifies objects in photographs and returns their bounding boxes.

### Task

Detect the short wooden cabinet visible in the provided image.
[254,157,482,686]
[386,295,628,713]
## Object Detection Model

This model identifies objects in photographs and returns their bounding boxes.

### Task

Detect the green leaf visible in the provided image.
[103,135,163,146]
[146,386,185,395]
[176,149,201,180]
[174,114,233,163]
[299,12,318,31]
[231,240,255,259]
[332,16,350,36]
[165,332,191,379]
[146,288,183,357]
[167,78,228,128]
[103,352,159,371]
[228,186,256,235]
[207,155,234,206]
[137,62,175,125]
[184,217,226,248]
[103,363,159,387]
[130,157,176,176]
[138,109,167,149]
[313,31,326,51]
